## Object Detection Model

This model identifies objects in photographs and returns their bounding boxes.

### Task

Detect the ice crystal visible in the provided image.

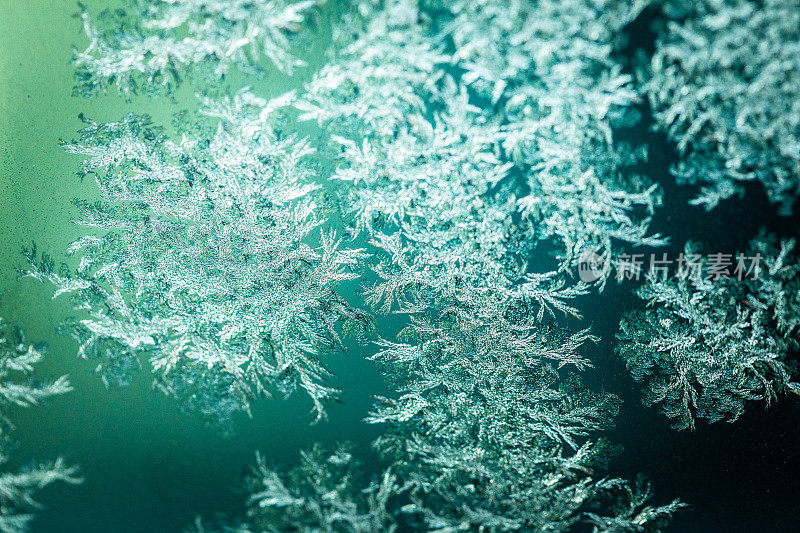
[332,81,592,315]
[647,0,800,212]
[286,3,682,522]
[26,93,368,423]
[73,0,668,289]
[292,0,659,317]
[365,303,682,532]
[73,0,321,97]
[58,0,687,528]
[295,0,447,138]
[0,319,80,533]
[0,333,72,415]
[617,237,800,430]
[585,477,685,533]
[195,295,682,531]
[244,444,399,532]
[174,1,679,529]
[295,0,597,309]
[190,444,399,533]
[439,0,667,286]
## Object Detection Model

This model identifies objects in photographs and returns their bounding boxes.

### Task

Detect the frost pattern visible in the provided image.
[53,0,690,529]
[365,309,684,531]
[246,445,398,532]
[188,0,680,528]
[297,1,529,310]
[0,318,80,533]
[26,95,368,424]
[617,236,800,430]
[441,0,667,286]
[74,0,321,97]
[296,0,666,291]
[647,0,800,212]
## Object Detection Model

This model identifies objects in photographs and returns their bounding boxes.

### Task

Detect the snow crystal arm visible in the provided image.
[0,319,81,532]
[648,0,800,213]
[617,237,800,429]
[73,0,322,97]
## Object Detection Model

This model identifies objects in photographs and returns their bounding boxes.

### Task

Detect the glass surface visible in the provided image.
[1,1,798,531]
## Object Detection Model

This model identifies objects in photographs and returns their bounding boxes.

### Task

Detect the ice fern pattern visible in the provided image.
[295,0,667,291]
[617,236,800,430]
[365,306,684,532]
[25,94,369,424]
[441,0,667,287]
[647,0,800,213]
[0,318,80,533]
[16,0,743,529]
[73,0,322,97]
[245,445,398,532]
[264,1,682,527]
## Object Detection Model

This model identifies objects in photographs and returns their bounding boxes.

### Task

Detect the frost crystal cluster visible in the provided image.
[26,95,368,423]
[647,0,800,212]
[24,0,719,529]
[294,0,667,291]
[617,236,800,430]
[441,0,667,285]
[74,0,321,97]
[364,307,683,532]
[0,318,79,533]
[187,0,678,529]
[233,445,398,532]
[296,0,527,308]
